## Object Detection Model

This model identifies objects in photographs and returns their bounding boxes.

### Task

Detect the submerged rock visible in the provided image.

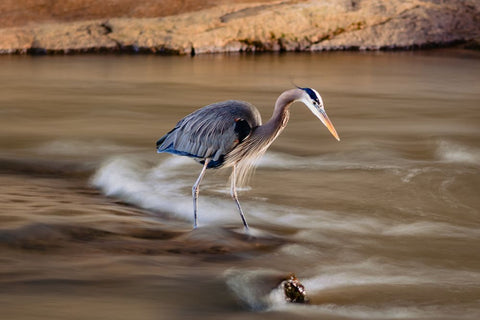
[282,273,309,304]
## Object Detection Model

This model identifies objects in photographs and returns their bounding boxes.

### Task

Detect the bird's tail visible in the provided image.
[156,128,176,153]
[156,136,166,151]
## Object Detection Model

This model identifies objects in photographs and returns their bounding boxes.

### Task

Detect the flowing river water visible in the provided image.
[1,50,479,319]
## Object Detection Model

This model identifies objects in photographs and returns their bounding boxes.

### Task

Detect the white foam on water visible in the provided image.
[256,203,480,240]
[287,261,480,319]
[224,268,283,311]
[257,149,409,171]
[304,258,480,292]
[399,167,439,183]
[382,221,480,238]
[91,153,322,228]
[225,263,480,318]
[91,153,480,238]
[91,155,246,225]
[93,151,480,319]
[436,140,480,165]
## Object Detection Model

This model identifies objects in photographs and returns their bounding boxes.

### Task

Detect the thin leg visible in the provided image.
[192,159,210,229]
[231,165,250,231]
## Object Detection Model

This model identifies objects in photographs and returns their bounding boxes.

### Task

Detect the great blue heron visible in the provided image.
[156,87,340,230]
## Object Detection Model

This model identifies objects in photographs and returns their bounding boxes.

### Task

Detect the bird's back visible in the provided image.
[156,100,262,168]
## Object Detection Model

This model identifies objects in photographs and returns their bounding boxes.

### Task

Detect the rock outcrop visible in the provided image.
[0,0,479,55]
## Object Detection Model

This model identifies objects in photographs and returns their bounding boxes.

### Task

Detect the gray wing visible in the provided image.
[156,100,262,163]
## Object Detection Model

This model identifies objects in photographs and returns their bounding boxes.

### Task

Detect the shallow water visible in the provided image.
[1,50,480,320]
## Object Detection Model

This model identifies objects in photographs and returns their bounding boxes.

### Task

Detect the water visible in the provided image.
[1,51,479,320]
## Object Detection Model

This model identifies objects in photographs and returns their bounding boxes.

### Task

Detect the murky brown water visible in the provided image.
[1,50,480,319]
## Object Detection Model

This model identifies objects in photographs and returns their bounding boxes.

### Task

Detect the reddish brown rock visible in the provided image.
[0,0,479,54]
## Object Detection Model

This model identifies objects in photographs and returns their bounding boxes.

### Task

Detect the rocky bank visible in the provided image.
[0,0,479,55]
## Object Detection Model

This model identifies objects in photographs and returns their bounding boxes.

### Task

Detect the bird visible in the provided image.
[156,87,340,231]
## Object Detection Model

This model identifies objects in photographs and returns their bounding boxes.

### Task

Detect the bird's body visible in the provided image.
[156,87,339,230]
[156,100,261,171]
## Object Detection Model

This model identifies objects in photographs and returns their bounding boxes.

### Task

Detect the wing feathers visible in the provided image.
[156,100,261,165]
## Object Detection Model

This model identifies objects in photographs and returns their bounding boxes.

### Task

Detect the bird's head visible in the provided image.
[298,87,340,141]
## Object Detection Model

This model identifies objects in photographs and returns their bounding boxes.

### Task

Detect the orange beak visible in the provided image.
[303,97,340,141]
[318,108,340,141]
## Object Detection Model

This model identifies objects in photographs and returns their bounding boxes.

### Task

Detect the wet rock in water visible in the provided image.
[225,269,310,310]
[282,273,309,304]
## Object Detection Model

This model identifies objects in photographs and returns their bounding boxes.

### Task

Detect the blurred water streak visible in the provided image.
[1,50,479,320]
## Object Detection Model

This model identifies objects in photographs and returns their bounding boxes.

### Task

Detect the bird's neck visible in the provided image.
[260,89,298,139]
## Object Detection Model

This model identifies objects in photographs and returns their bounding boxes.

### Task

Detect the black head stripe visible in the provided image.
[301,87,320,104]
